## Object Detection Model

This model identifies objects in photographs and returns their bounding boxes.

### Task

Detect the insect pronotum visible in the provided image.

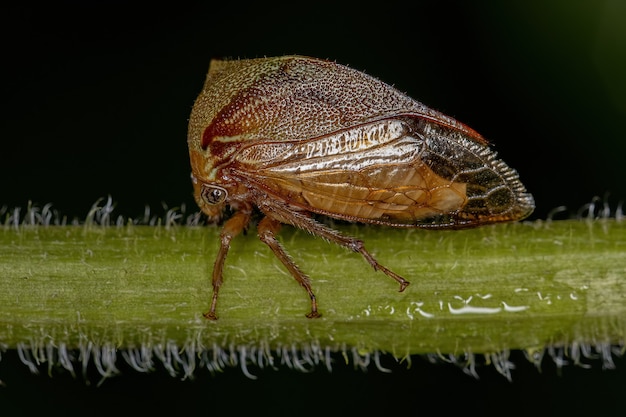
[188,55,534,319]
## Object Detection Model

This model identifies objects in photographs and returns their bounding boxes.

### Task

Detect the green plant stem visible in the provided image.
[1,219,625,360]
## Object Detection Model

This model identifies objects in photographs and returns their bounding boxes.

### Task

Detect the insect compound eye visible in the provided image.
[200,185,228,205]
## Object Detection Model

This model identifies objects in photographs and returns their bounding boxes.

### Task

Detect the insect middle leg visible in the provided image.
[257,216,321,318]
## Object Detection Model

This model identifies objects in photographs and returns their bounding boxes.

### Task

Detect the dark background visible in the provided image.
[2,1,625,415]
[3,1,625,220]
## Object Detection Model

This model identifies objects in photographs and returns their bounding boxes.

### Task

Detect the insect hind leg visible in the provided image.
[261,204,410,293]
[348,239,410,292]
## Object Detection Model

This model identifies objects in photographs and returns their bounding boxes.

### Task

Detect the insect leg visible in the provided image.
[263,206,410,292]
[204,210,251,320]
[257,216,321,318]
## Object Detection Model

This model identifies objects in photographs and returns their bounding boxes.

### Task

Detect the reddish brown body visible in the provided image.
[188,55,534,319]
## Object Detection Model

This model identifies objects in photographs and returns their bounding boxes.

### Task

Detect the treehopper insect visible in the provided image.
[187,55,534,319]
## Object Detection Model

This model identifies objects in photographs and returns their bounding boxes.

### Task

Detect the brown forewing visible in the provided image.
[222,117,533,228]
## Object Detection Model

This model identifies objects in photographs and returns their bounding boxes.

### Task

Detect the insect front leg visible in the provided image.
[204,210,250,320]
[257,216,321,318]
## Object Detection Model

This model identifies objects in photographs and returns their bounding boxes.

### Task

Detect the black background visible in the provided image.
[2,1,625,415]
